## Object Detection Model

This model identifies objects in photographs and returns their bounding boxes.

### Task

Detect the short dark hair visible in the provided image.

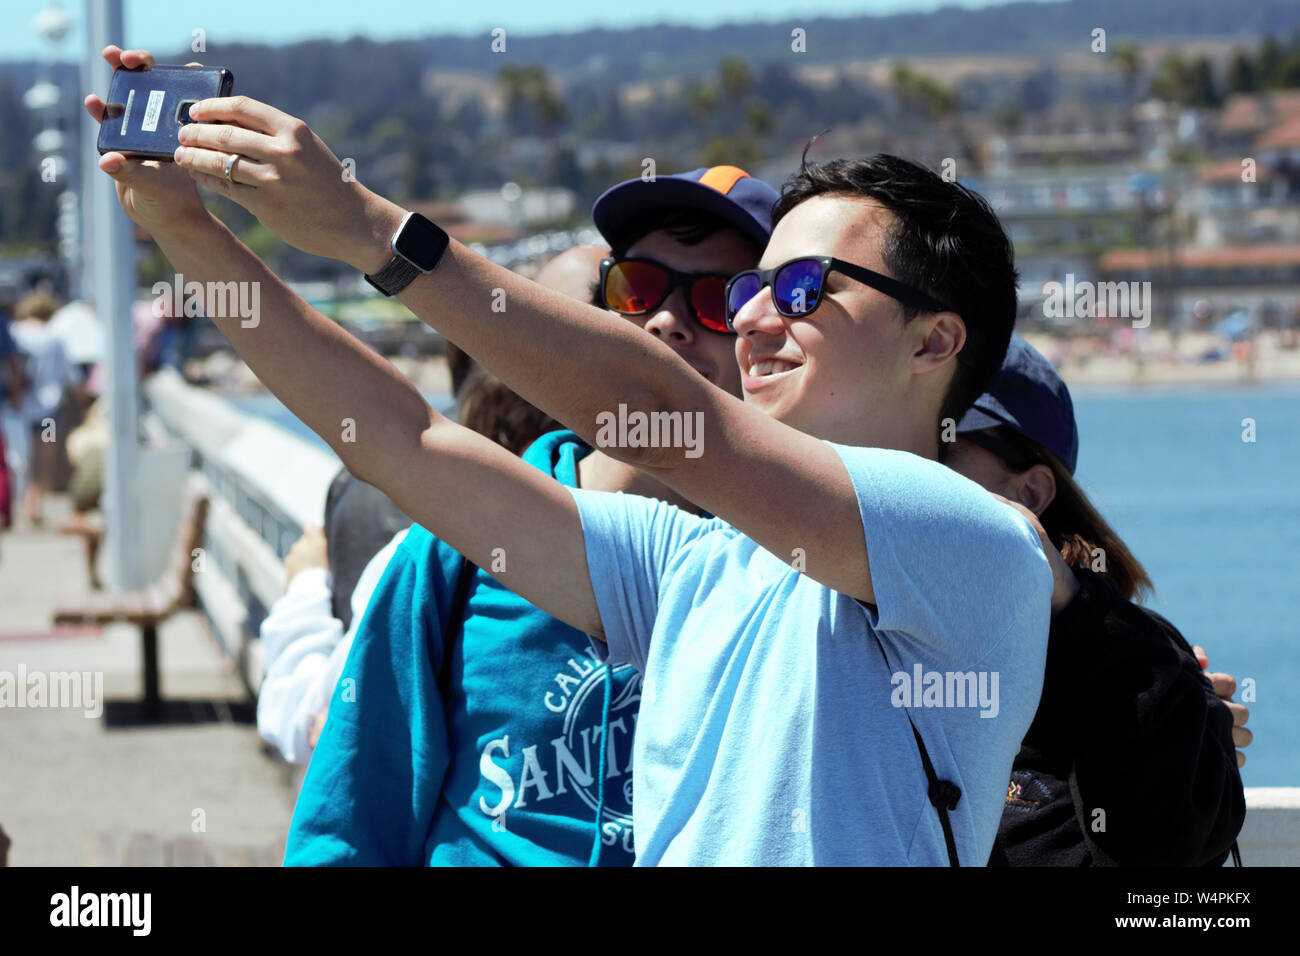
[615,207,756,257]
[771,153,1019,431]
[444,340,476,397]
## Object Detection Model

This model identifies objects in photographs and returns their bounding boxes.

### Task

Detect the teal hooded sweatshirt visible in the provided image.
[284,431,640,865]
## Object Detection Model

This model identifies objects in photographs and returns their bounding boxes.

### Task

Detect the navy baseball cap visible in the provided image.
[957,335,1079,475]
[592,166,779,253]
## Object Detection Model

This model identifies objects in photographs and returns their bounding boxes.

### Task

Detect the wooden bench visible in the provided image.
[58,512,106,590]
[52,482,209,720]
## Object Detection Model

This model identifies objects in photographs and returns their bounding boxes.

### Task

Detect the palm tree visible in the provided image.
[1111,42,1142,138]
[496,64,566,137]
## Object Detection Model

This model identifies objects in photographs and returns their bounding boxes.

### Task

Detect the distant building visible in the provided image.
[1215,91,1300,153]
[1013,253,1098,326]
[1256,115,1300,166]
[987,129,1136,169]
[456,187,576,229]
[964,165,1183,254]
[1181,159,1300,248]
[1098,245,1300,322]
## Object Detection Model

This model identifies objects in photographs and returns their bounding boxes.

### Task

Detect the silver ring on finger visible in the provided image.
[223,152,239,183]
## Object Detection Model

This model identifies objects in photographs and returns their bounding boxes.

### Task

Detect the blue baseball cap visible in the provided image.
[592,166,779,253]
[957,335,1079,474]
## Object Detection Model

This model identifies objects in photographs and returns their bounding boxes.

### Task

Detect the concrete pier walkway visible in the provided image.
[2,494,1295,866]
[0,495,296,866]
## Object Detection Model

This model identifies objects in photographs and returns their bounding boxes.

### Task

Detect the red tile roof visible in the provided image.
[1198,157,1268,183]
[1099,244,1300,270]
[1257,116,1300,149]
[1220,91,1300,134]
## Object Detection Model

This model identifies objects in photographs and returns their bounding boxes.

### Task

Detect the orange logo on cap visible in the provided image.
[698,165,750,195]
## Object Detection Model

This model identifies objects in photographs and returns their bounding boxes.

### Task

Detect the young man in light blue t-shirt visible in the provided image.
[90,54,1071,863]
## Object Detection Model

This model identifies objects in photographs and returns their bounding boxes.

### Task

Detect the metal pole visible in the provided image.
[77,19,100,305]
[85,0,142,589]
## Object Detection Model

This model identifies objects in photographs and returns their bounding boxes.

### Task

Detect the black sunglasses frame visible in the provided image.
[724,255,951,331]
[599,256,734,333]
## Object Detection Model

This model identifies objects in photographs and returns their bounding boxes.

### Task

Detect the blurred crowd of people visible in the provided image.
[0,286,195,572]
[0,289,94,531]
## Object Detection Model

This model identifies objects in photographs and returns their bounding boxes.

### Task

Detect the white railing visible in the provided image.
[1238,788,1300,866]
[144,368,339,691]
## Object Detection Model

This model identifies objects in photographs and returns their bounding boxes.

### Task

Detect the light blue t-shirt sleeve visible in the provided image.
[829,443,1053,667]
[566,488,715,673]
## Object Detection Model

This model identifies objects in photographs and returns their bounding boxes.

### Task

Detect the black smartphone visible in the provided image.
[96,64,234,160]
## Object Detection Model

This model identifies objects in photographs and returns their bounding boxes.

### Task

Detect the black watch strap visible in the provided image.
[364,255,421,297]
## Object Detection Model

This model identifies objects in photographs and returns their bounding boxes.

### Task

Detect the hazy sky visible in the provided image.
[7,0,1046,60]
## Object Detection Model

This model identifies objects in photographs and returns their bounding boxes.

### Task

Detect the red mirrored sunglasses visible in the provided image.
[599,257,734,334]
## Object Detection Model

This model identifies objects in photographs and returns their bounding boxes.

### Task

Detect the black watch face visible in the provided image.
[394,214,448,273]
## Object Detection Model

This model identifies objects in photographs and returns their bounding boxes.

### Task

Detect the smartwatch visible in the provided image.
[364,211,449,296]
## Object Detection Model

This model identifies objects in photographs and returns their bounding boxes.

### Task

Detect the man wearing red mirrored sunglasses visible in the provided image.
[591,166,777,401]
[575,167,776,501]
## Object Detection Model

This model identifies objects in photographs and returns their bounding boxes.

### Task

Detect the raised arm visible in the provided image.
[389,239,867,598]
[86,50,601,636]
[168,83,874,600]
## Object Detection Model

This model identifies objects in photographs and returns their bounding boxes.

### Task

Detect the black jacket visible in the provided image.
[324,469,412,631]
[990,567,1246,866]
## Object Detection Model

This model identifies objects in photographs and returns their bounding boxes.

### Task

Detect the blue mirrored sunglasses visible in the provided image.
[724,256,951,331]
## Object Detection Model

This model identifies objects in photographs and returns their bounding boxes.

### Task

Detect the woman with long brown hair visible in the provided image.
[945,336,1249,866]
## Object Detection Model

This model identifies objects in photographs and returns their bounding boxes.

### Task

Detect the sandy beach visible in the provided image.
[1021,330,1300,389]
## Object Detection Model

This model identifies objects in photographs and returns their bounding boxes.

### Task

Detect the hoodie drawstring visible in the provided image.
[588,662,614,867]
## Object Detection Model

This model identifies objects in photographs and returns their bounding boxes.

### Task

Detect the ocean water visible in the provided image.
[1069,383,1300,788]
[233,383,1299,786]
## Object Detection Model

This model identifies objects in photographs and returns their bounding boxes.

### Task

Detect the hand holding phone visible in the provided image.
[86,46,216,237]
[96,63,233,160]
[92,45,389,268]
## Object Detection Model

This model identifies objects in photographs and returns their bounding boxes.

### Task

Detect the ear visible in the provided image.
[911,311,966,374]
[1011,463,1057,517]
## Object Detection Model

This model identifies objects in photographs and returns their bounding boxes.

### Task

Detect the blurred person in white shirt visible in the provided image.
[8,291,79,526]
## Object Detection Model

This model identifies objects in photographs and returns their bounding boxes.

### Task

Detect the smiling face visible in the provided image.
[619,226,759,398]
[729,194,957,450]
